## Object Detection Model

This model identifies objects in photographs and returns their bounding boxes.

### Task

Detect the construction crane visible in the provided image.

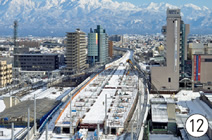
[126,59,161,96]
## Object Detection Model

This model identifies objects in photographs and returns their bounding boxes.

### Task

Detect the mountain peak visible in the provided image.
[184,3,201,10]
[165,3,179,9]
[0,1,211,36]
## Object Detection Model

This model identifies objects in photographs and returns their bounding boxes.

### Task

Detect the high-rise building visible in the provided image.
[88,29,98,66]
[151,8,190,92]
[87,25,108,65]
[95,25,108,64]
[66,29,87,74]
[0,61,12,87]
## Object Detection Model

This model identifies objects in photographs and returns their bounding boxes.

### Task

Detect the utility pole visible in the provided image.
[97,123,100,140]
[70,94,72,138]
[34,94,37,135]
[27,107,30,140]
[136,109,139,133]
[138,86,141,126]
[104,94,107,134]
[131,121,134,140]
[11,123,14,140]
[46,123,48,140]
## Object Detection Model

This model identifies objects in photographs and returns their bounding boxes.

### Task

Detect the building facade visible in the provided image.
[66,29,87,74]
[151,8,190,92]
[109,35,123,42]
[188,43,205,60]
[95,25,108,64]
[14,54,59,71]
[190,43,212,91]
[87,25,108,65]
[192,54,212,91]
[108,40,113,58]
[87,30,98,66]
[0,61,12,87]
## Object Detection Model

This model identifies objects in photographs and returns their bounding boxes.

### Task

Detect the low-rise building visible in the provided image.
[14,54,59,71]
[192,54,212,91]
[0,61,12,87]
[189,43,212,91]
[188,43,205,60]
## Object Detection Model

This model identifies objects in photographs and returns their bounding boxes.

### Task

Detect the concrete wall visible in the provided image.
[3,97,12,108]
[167,103,176,121]
[3,97,20,108]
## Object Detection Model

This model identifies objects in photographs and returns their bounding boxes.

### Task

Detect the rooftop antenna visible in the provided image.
[14,20,18,47]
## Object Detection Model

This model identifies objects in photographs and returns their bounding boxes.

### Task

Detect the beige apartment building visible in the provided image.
[0,61,12,87]
[66,29,87,75]
[151,8,189,92]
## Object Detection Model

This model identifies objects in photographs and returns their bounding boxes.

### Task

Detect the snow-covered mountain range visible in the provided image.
[0,0,211,36]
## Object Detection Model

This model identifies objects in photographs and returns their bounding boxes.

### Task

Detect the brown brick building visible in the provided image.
[108,40,113,58]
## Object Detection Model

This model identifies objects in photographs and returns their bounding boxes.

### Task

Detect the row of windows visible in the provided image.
[18,59,55,61]
[17,56,55,58]
[205,59,212,62]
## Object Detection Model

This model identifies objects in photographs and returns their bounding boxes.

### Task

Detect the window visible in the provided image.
[168,78,171,83]
[205,59,212,62]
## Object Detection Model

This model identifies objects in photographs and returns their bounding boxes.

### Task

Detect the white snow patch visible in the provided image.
[0,100,6,113]
[184,3,201,10]
[149,134,181,140]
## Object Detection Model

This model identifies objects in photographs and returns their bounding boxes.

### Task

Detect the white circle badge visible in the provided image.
[185,114,209,137]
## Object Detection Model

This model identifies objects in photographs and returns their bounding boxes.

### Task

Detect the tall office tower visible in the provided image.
[105,34,109,59]
[151,8,190,92]
[66,29,87,74]
[88,25,108,65]
[88,28,98,66]
[94,25,108,64]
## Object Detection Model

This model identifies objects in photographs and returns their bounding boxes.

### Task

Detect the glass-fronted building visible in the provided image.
[87,25,108,66]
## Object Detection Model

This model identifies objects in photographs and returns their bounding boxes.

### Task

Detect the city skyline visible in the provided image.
[0,3,212,139]
[0,0,211,36]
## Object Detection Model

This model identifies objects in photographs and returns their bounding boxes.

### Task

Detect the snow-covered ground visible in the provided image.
[0,128,23,140]
[20,87,73,101]
[149,134,181,140]
[82,89,116,124]
[172,90,212,118]
[0,99,6,113]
